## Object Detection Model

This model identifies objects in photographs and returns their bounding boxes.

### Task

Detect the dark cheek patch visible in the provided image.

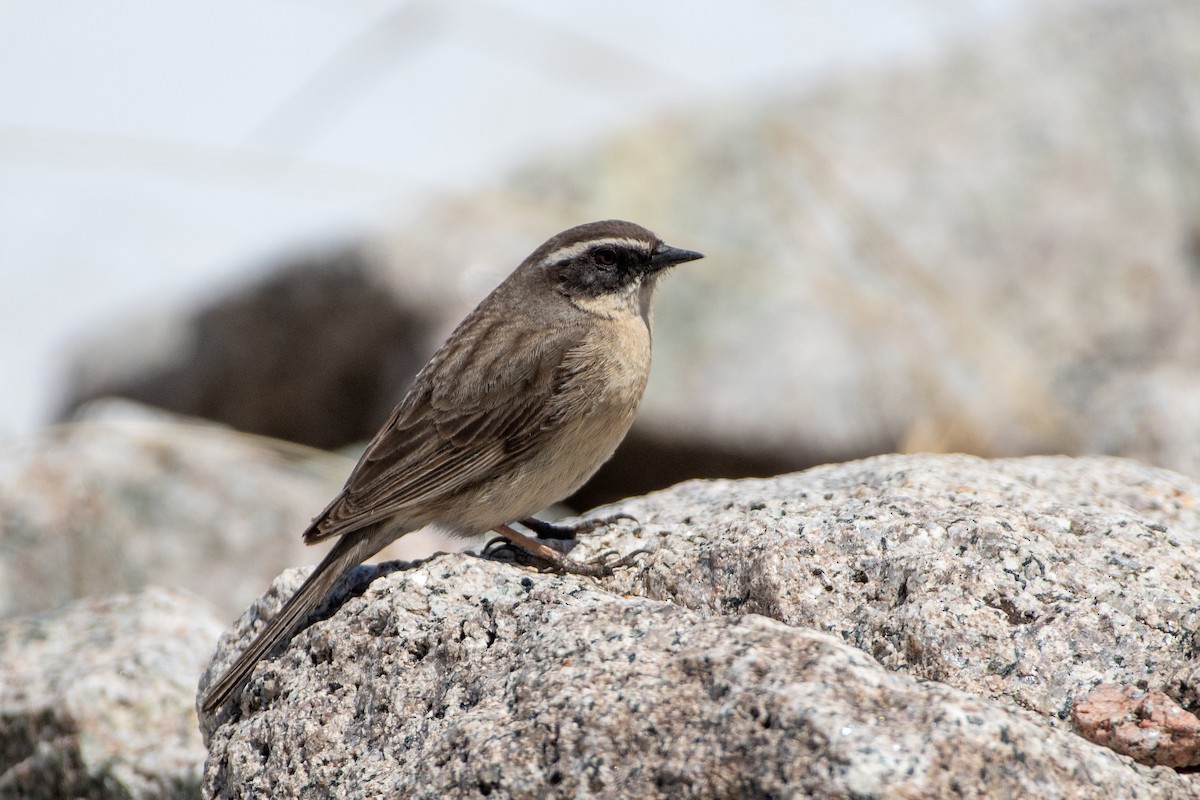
[561,264,626,297]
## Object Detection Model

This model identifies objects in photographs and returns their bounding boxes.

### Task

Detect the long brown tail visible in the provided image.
[200,525,397,714]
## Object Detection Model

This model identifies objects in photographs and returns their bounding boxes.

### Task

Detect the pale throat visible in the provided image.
[570,276,656,323]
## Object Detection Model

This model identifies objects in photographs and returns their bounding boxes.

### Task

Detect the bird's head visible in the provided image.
[524,220,704,318]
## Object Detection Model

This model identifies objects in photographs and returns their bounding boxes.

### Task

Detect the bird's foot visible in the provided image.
[487,524,647,577]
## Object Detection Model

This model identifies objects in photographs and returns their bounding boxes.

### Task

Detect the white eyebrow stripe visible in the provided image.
[542,237,651,265]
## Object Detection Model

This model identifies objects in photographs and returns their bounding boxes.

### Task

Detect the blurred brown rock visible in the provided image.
[58,0,1200,501]
[368,0,1200,480]
[61,246,431,451]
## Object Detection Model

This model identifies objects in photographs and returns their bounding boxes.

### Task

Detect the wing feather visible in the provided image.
[304,313,586,543]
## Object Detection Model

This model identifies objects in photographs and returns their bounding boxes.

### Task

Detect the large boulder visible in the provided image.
[0,400,455,623]
[60,0,1200,507]
[364,0,1200,477]
[199,454,1200,798]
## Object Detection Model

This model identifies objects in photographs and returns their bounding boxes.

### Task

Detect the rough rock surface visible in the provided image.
[0,400,454,622]
[1073,683,1200,768]
[0,587,224,800]
[201,454,1200,798]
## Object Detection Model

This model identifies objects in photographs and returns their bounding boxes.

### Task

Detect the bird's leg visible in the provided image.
[519,513,637,540]
[490,524,645,577]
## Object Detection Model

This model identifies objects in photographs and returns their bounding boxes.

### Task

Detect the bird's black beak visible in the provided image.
[650,242,705,271]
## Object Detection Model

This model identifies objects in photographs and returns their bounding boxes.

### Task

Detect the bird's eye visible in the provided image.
[594,248,617,267]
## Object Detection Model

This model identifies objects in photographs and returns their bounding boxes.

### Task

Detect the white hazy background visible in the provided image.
[0,0,1052,438]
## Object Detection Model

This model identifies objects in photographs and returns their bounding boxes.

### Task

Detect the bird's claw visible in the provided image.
[482,535,517,557]
[554,546,650,577]
[577,512,640,534]
[602,547,650,568]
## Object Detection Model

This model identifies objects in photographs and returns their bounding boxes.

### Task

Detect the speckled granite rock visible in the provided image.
[0,587,224,800]
[605,454,1200,727]
[200,454,1200,798]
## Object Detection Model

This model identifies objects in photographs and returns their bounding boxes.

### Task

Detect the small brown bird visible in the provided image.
[200,220,703,712]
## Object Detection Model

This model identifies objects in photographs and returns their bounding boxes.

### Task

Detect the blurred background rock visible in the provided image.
[4,0,1200,608]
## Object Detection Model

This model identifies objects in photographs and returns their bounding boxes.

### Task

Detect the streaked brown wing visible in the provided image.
[303,312,588,543]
